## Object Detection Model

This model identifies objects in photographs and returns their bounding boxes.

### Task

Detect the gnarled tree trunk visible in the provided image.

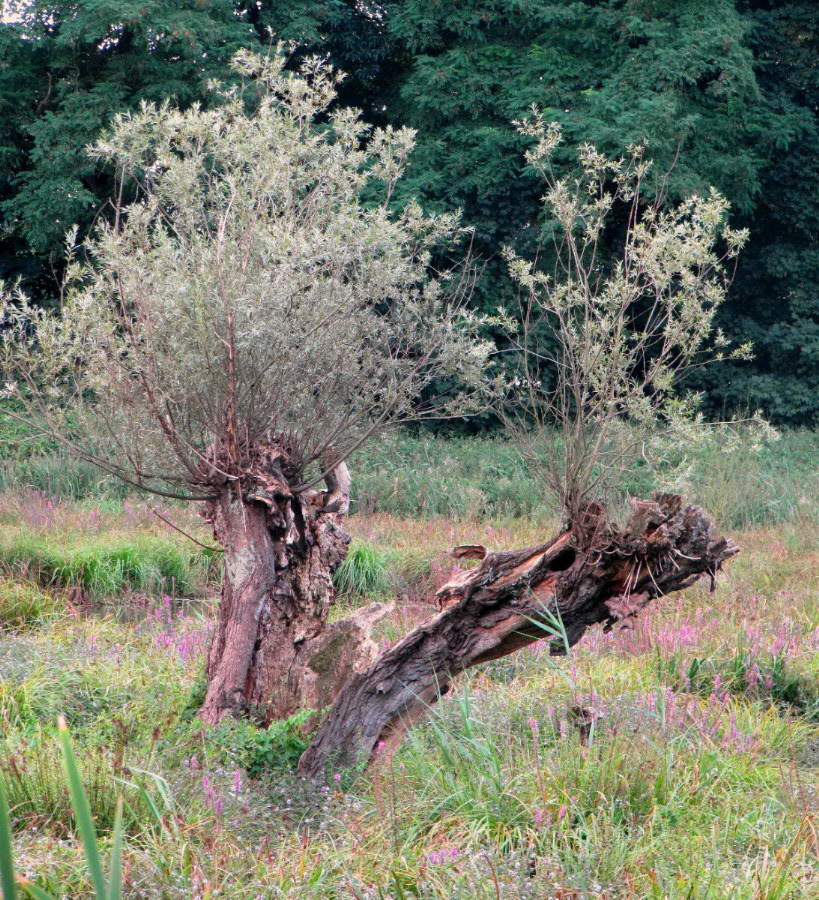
[298,493,737,775]
[199,453,387,725]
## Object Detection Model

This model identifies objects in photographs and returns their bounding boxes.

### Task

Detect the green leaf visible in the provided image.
[19,882,57,900]
[0,783,17,900]
[106,798,123,900]
[522,599,571,655]
[56,718,106,898]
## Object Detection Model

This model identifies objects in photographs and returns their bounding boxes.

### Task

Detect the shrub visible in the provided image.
[212,710,314,777]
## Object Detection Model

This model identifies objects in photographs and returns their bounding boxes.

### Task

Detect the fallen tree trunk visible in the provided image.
[298,493,737,776]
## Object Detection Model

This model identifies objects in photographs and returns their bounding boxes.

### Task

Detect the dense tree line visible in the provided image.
[1,0,817,424]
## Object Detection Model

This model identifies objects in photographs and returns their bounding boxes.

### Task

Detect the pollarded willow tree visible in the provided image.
[2,74,750,775]
[299,119,754,775]
[0,49,490,726]
[501,114,764,525]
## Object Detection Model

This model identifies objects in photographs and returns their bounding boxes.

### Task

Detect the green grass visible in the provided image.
[0,455,130,502]
[0,719,128,900]
[0,531,215,598]
[333,543,396,599]
[0,731,145,839]
[0,433,815,896]
[0,584,63,631]
[351,433,550,519]
[3,428,818,529]
[349,429,819,528]
[0,510,814,897]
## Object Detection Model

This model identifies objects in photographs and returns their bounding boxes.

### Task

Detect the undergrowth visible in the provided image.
[0,429,816,896]
[0,531,216,598]
[0,516,813,897]
[0,583,63,631]
[349,430,819,527]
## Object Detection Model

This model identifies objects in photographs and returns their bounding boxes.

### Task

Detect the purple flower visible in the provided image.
[426,848,459,866]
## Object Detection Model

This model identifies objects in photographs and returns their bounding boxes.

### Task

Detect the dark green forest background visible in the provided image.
[1,0,817,425]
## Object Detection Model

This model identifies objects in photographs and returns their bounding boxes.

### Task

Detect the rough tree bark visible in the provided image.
[199,449,388,725]
[298,492,738,775]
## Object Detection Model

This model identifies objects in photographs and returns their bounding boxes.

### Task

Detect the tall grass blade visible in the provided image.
[106,798,123,900]
[114,768,176,837]
[522,599,571,655]
[56,717,106,898]
[18,882,56,900]
[0,783,16,900]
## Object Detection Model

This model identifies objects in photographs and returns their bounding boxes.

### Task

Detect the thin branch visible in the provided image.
[148,505,223,553]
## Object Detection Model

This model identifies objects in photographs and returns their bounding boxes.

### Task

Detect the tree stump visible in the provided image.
[199,455,386,725]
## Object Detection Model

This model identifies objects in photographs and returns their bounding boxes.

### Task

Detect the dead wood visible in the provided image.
[298,492,737,776]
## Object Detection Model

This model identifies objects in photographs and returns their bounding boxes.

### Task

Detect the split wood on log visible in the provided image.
[298,492,738,776]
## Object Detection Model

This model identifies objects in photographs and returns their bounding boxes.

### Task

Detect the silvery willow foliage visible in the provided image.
[1,49,489,499]
[503,114,762,522]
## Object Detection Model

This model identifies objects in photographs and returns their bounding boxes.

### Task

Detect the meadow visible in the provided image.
[0,435,817,898]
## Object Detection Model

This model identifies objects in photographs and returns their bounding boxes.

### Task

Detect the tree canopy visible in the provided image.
[1,0,816,423]
[502,120,755,521]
